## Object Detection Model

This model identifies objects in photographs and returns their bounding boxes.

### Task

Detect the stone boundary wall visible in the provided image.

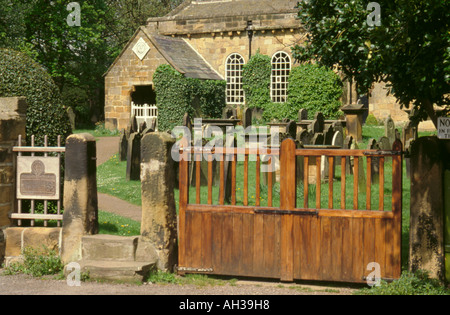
[3,227,62,267]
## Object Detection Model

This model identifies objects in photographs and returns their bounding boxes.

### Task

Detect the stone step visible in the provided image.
[76,259,155,283]
[81,234,138,261]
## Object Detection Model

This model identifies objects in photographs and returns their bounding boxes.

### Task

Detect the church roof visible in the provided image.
[151,34,223,80]
[103,27,222,80]
[153,0,299,21]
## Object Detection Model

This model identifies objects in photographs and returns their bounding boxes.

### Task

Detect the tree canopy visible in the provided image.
[292,0,450,127]
[0,0,183,125]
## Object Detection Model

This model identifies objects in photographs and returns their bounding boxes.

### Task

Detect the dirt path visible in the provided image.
[95,136,142,221]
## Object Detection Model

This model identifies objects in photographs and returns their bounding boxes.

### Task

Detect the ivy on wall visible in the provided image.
[153,64,226,132]
[242,52,271,110]
[241,52,344,122]
[287,63,344,120]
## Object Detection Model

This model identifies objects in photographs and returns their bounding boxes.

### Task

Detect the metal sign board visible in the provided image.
[438,117,450,140]
[16,156,60,200]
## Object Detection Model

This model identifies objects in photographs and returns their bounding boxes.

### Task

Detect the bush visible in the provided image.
[287,64,343,120]
[3,246,63,277]
[153,64,226,131]
[242,52,272,109]
[61,85,91,125]
[0,48,72,146]
[355,270,449,295]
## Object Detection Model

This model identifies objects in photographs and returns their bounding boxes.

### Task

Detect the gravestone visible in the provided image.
[243,107,252,128]
[297,129,312,145]
[314,112,325,133]
[324,124,335,145]
[67,107,76,130]
[126,132,141,181]
[119,129,128,161]
[129,115,138,134]
[298,109,308,121]
[385,116,396,148]
[332,131,344,165]
[331,131,344,148]
[402,121,416,147]
[344,135,353,175]
[310,119,321,134]
[312,133,324,145]
[286,120,297,139]
[367,138,380,184]
[378,136,391,150]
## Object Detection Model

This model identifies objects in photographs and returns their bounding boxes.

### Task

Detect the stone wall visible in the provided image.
[0,97,27,264]
[182,29,303,76]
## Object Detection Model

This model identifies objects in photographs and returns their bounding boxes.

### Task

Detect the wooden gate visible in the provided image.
[177,138,402,283]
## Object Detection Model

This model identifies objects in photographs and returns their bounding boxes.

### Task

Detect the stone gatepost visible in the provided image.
[61,133,98,264]
[139,132,177,272]
[0,97,27,262]
[409,136,446,281]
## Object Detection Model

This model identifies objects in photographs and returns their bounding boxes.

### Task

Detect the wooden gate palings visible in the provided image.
[178,137,402,283]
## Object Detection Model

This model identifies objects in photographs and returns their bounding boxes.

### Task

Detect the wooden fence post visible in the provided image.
[280,138,296,282]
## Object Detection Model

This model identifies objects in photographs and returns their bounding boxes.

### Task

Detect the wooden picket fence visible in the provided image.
[177,138,403,283]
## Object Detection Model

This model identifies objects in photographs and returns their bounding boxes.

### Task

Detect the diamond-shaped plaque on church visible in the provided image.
[132,37,150,60]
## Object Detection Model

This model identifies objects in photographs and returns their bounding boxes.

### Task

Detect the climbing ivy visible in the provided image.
[242,52,271,110]
[153,64,226,132]
[287,64,344,120]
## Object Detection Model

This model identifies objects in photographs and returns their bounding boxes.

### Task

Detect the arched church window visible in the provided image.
[225,53,245,105]
[271,51,291,103]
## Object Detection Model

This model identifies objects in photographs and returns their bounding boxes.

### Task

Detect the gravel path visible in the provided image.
[0,272,356,295]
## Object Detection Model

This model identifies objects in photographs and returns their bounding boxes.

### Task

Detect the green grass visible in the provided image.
[73,122,120,138]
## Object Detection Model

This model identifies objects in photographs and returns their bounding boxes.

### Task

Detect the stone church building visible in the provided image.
[104,0,406,131]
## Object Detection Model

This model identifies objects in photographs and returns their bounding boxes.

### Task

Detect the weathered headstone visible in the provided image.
[331,131,344,148]
[344,135,353,175]
[139,132,178,271]
[119,129,128,161]
[385,115,396,148]
[67,107,76,130]
[297,129,312,145]
[129,115,138,134]
[324,124,335,145]
[126,132,141,181]
[298,109,308,122]
[286,120,297,139]
[332,130,344,165]
[312,133,324,145]
[378,136,391,150]
[367,138,380,184]
[243,107,252,128]
[314,112,325,133]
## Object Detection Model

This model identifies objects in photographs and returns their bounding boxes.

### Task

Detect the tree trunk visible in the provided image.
[422,99,438,129]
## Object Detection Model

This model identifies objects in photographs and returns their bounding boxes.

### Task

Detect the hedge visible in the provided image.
[0,48,72,146]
